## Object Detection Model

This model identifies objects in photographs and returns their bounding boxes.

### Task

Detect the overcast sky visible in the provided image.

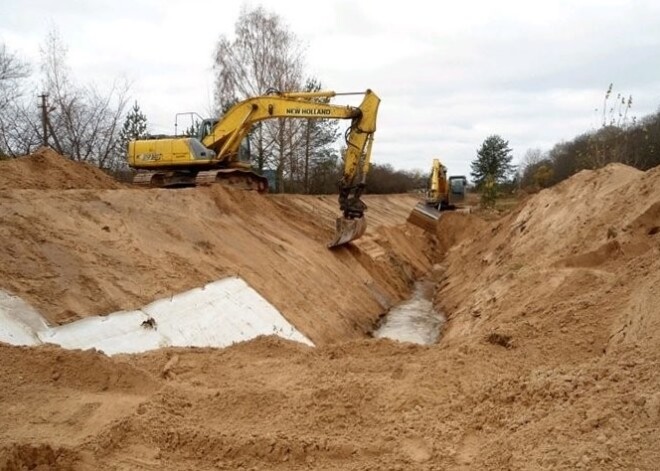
[2,0,659,178]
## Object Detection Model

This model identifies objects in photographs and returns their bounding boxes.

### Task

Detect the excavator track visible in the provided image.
[132,171,195,187]
[132,169,268,192]
[195,169,268,192]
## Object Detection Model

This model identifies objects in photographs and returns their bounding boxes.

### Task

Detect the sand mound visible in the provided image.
[0,443,81,471]
[0,342,159,467]
[0,147,123,190]
[437,162,660,343]
[408,162,660,468]
[434,211,489,255]
[2,161,660,469]
[0,343,158,392]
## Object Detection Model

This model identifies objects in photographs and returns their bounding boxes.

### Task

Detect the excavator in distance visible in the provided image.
[407,158,468,230]
[127,89,381,248]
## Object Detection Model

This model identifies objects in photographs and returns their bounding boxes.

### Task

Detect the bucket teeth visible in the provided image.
[327,216,367,248]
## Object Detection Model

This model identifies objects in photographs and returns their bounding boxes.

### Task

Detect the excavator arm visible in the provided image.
[427,158,449,205]
[201,89,380,247]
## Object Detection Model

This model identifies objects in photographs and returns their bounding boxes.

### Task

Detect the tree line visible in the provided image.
[5,17,657,198]
[520,85,660,190]
[467,84,660,208]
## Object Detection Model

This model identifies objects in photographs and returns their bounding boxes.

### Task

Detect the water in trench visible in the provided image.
[372,280,445,345]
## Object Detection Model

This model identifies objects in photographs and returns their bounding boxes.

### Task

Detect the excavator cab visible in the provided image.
[238,137,251,162]
[197,118,251,162]
[448,175,467,202]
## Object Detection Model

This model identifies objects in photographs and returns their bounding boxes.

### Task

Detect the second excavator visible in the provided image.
[127,89,381,248]
[407,158,468,230]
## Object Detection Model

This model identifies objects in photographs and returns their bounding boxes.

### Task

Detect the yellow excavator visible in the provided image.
[407,158,468,230]
[127,89,381,248]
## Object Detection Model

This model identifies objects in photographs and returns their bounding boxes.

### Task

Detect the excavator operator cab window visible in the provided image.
[449,176,467,196]
[238,137,251,162]
[197,119,217,141]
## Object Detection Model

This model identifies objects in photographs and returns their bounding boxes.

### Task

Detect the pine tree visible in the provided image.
[470,135,515,187]
[118,101,148,155]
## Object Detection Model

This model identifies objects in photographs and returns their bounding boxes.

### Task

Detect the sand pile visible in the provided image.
[0,147,123,190]
[2,335,657,469]
[423,162,660,467]
[1,158,660,469]
[435,163,660,346]
[0,343,160,470]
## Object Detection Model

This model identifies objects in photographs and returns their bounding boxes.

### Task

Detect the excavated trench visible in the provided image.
[7,152,660,470]
[372,279,446,345]
[0,148,448,348]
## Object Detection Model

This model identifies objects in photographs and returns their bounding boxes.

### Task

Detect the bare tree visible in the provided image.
[0,43,30,111]
[0,98,42,157]
[213,6,303,105]
[294,78,341,193]
[213,5,304,191]
[40,29,129,170]
[0,43,37,157]
[518,147,543,182]
[521,148,542,167]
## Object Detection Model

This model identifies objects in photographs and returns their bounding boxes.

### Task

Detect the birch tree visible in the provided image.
[0,43,30,112]
[213,6,303,191]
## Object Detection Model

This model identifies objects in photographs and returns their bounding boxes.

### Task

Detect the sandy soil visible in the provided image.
[1,151,660,470]
[0,151,431,344]
[0,147,123,190]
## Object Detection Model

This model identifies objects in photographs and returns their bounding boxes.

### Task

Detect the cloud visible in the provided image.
[1,0,659,178]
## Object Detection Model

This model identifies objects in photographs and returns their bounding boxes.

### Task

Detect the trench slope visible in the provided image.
[0,151,432,345]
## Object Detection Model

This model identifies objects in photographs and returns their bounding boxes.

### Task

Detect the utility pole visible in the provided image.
[38,93,49,147]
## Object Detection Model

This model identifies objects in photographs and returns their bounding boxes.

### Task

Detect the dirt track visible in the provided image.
[2,150,660,469]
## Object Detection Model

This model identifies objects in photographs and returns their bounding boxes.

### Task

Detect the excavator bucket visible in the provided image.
[406,203,442,232]
[407,201,471,232]
[327,216,367,248]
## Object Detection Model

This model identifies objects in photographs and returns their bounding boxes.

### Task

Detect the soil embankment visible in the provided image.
[2,152,660,470]
[0,147,123,190]
[0,149,431,344]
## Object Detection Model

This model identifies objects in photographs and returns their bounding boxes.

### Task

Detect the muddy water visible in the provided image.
[373,280,445,345]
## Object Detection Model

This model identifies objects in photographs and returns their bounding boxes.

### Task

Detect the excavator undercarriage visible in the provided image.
[132,169,269,192]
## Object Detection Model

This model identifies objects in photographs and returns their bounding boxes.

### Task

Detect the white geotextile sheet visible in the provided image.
[0,277,313,355]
